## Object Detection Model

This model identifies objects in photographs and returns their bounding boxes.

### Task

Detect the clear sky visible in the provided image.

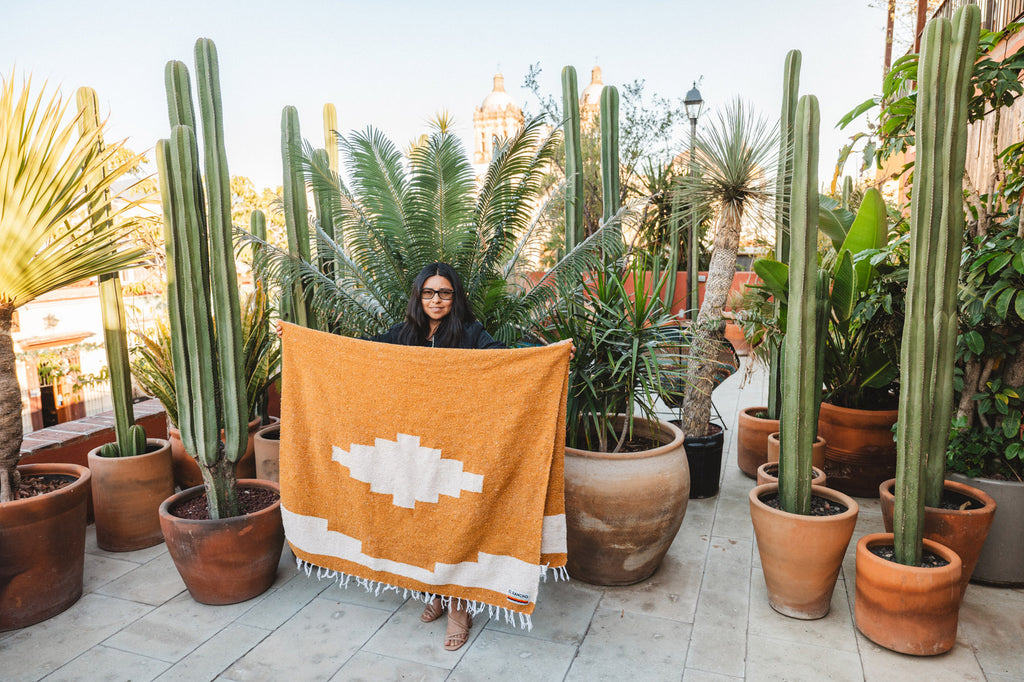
[2,0,887,190]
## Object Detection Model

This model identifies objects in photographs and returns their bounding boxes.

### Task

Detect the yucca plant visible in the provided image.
[247,115,621,344]
[0,74,145,502]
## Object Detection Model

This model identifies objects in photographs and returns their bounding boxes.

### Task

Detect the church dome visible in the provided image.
[580,66,603,106]
[480,73,516,112]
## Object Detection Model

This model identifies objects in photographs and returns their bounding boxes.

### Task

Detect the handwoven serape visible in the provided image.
[279,323,570,628]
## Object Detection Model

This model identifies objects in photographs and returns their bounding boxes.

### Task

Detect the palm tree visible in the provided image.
[0,75,146,502]
[678,99,779,437]
[251,115,622,344]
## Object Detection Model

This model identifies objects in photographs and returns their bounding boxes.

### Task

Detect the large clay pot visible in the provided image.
[949,473,1024,586]
[254,423,281,483]
[564,416,689,586]
[724,321,750,356]
[817,402,898,497]
[169,416,261,489]
[755,462,826,488]
[879,477,996,600]
[0,463,91,632]
[766,432,826,471]
[88,439,175,552]
[855,532,961,656]
[159,479,284,605]
[678,421,722,498]
[737,407,779,479]
[749,483,858,619]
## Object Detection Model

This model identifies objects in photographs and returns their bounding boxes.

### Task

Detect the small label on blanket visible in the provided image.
[506,589,531,605]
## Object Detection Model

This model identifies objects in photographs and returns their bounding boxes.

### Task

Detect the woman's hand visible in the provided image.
[274,321,284,338]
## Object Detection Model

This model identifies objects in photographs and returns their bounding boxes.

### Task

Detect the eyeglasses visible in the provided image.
[420,288,454,301]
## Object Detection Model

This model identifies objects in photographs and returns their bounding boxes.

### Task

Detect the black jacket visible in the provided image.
[366,321,504,349]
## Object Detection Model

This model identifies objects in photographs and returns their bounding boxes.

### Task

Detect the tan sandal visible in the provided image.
[444,610,472,651]
[420,597,445,623]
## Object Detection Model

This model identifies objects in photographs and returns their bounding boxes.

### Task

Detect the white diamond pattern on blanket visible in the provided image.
[332,433,484,508]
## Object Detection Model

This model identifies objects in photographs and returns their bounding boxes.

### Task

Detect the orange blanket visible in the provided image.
[279,323,569,628]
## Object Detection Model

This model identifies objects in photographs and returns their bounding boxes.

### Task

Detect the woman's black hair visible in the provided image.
[398,262,475,346]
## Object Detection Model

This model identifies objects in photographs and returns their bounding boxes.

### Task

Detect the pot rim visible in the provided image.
[159,478,281,525]
[740,406,778,422]
[856,532,962,573]
[565,415,683,461]
[947,471,1024,489]
[87,438,172,462]
[749,482,859,522]
[820,401,899,418]
[767,432,826,446]
[255,423,281,440]
[757,462,826,478]
[4,463,91,509]
[878,477,997,516]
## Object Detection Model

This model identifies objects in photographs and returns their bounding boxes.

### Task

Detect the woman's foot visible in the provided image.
[420,596,445,623]
[444,606,472,651]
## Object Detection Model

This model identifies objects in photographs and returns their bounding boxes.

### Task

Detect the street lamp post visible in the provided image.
[684,82,704,318]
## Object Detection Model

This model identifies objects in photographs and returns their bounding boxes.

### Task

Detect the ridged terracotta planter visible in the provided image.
[878,477,996,600]
[737,407,778,479]
[855,533,961,656]
[565,416,689,586]
[88,439,175,551]
[0,463,91,632]
[817,402,898,497]
[254,423,281,483]
[159,479,284,605]
[168,416,260,489]
[949,473,1024,586]
[766,432,826,471]
[749,483,858,619]
[755,462,826,488]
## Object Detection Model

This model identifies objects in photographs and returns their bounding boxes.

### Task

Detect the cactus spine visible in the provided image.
[157,38,248,518]
[76,87,145,458]
[778,94,819,515]
[282,105,312,327]
[769,49,801,422]
[562,66,584,253]
[894,5,980,565]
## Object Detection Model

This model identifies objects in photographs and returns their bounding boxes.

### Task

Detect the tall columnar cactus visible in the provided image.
[769,49,801,422]
[156,38,249,519]
[311,148,336,278]
[76,87,146,459]
[778,94,820,516]
[841,176,854,211]
[894,5,980,565]
[281,105,312,327]
[562,66,584,253]
[600,85,620,225]
[322,102,342,254]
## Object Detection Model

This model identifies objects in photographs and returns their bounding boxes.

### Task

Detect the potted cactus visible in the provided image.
[154,39,284,605]
[748,92,859,620]
[75,86,175,553]
[854,5,994,656]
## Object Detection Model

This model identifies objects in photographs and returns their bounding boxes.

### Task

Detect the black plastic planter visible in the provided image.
[678,422,724,498]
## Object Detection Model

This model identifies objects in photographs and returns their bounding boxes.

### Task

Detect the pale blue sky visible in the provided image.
[2,0,887,189]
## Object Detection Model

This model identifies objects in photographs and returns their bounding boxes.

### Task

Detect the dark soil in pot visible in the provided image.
[170,485,280,520]
[17,474,76,498]
[758,492,849,516]
[868,544,950,568]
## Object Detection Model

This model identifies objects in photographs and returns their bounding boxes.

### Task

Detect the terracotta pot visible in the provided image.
[0,463,91,632]
[949,473,1024,586]
[564,415,689,586]
[855,532,961,656]
[159,479,284,605]
[168,416,261,489]
[817,402,898,497]
[755,462,826,488]
[724,321,750,356]
[766,432,826,471]
[88,439,175,552]
[737,407,779,479]
[254,423,281,483]
[749,483,858,619]
[878,477,996,600]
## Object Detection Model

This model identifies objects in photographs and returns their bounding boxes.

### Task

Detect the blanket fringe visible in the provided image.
[295,558,534,631]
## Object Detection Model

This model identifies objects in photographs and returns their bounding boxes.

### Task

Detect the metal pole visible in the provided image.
[687,115,699,317]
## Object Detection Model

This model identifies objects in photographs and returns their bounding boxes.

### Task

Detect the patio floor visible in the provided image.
[2,358,1023,681]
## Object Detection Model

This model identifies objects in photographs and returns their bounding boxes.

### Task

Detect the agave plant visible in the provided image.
[0,74,146,503]
[249,115,621,344]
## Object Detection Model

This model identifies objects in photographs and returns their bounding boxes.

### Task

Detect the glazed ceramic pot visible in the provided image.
[254,423,281,483]
[0,463,91,631]
[879,477,996,600]
[737,407,779,479]
[817,402,898,497]
[564,415,689,586]
[169,416,261,489]
[766,432,826,471]
[88,439,174,551]
[855,533,961,656]
[948,473,1024,586]
[755,462,826,488]
[159,479,284,605]
[749,483,858,619]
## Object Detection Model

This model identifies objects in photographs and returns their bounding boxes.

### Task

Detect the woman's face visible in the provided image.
[420,274,454,323]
